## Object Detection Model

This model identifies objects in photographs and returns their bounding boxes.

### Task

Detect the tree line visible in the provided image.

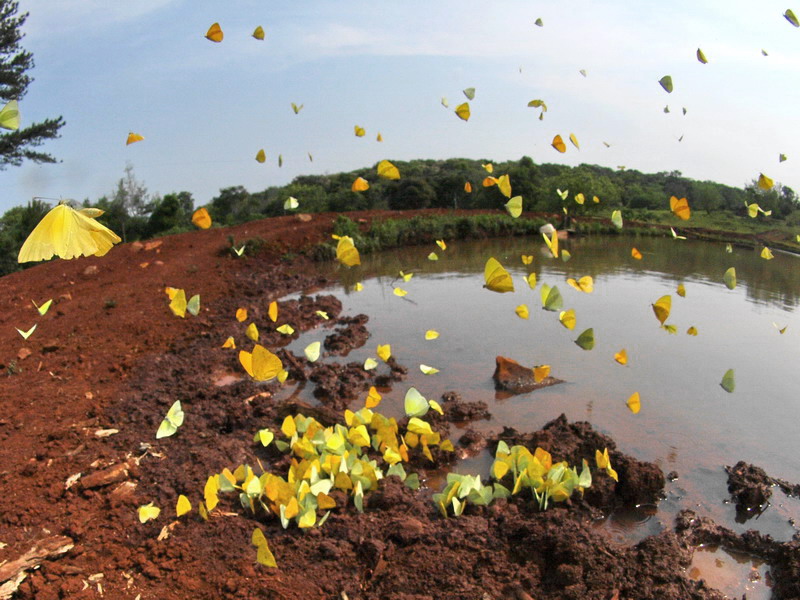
[1,156,797,277]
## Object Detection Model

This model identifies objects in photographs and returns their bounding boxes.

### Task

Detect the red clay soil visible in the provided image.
[0,210,797,600]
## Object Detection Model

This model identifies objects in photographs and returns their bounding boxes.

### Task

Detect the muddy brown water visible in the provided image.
[269,235,800,598]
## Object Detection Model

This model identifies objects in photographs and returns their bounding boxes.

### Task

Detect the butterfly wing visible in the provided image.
[18,203,121,263]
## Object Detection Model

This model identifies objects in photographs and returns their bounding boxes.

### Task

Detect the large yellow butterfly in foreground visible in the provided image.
[18,202,121,263]
[484,257,514,293]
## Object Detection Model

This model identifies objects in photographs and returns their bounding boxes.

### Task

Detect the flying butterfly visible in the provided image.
[335,235,361,267]
[540,284,563,312]
[205,22,223,42]
[566,276,593,293]
[352,177,370,192]
[651,295,671,325]
[18,202,121,263]
[483,257,514,293]
[0,99,20,130]
[192,207,212,229]
[377,160,400,180]
[505,196,522,218]
[669,196,690,220]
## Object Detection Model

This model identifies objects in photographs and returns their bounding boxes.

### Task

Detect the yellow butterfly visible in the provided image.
[284,197,299,210]
[566,276,593,293]
[252,26,265,40]
[569,133,580,149]
[505,196,522,218]
[156,400,184,439]
[670,227,686,240]
[0,99,20,130]
[335,235,361,267]
[631,247,643,260]
[496,175,512,198]
[18,202,121,263]
[761,247,774,260]
[626,392,641,414]
[251,528,277,568]
[138,502,161,523]
[352,177,369,192]
[482,163,494,173]
[377,344,391,362]
[32,298,53,315]
[515,304,529,319]
[255,149,266,163]
[614,349,628,365]
[559,309,576,330]
[376,132,383,142]
[291,102,303,114]
[464,182,472,193]
[268,301,278,322]
[304,341,321,362]
[483,257,514,293]
[239,345,283,381]
[521,255,533,265]
[192,207,212,229]
[758,173,774,190]
[205,22,223,42]
[533,365,550,383]
[354,125,366,137]
[377,160,400,180]
[176,495,192,517]
[575,193,585,205]
[425,330,439,340]
[651,295,671,325]
[551,135,566,153]
[126,132,144,145]
[455,102,470,121]
[16,323,36,339]
[542,229,559,258]
[669,196,691,220]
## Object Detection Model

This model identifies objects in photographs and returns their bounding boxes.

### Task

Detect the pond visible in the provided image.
[280,234,800,558]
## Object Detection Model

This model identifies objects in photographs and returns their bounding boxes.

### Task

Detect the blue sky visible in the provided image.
[0,0,798,214]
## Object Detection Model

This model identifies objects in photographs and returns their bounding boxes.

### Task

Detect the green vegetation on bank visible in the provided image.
[2,157,798,277]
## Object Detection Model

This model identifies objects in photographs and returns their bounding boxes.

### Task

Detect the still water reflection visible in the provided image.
[284,235,800,546]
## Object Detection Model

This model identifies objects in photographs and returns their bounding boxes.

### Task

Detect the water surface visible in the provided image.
[282,235,800,554]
